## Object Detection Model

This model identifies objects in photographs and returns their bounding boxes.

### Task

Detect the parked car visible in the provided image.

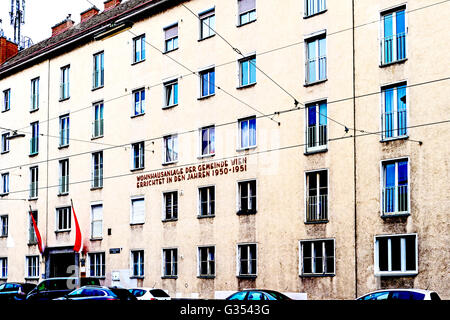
[226,290,292,301]
[26,277,100,301]
[129,288,171,300]
[54,285,137,301]
[0,282,36,301]
[356,289,441,301]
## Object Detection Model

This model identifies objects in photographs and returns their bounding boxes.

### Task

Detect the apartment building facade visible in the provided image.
[0,0,448,300]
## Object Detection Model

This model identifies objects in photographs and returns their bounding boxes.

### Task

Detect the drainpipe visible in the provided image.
[45,58,50,278]
[352,0,358,299]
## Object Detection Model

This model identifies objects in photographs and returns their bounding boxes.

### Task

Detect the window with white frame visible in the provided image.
[305,34,326,84]
[238,180,256,214]
[380,7,406,65]
[131,250,144,277]
[305,170,328,222]
[162,248,177,277]
[164,80,178,108]
[375,234,417,276]
[28,211,38,243]
[26,256,39,278]
[238,117,256,149]
[59,114,70,147]
[238,243,257,277]
[91,204,103,239]
[131,142,145,170]
[200,126,215,156]
[56,207,71,232]
[30,122,39,155]
[305,0,326,17]
[163,135,178,164]
[60,66,70,100]
[199,186,215,217]
[164,23,178,52]
[29,166,38,199]
[131,197,145,224]
[306,101,327,151]
[1,173,9,195]
[89,252,105,278]
[381,83,407,140]
[198,246,215,277]
[382,159,408,215]
[133,34,146,63]
[238,0,256,26]
[93,102,104,138]
[299,239,335,276]
[1,132,10,153]
[0,215,8,237]
[59,159,69,195]
[91,152,103,189]
[2,89,10,112]
[0,257,7,278]
[200,68,215,98]
[163,191,178,221]
[239,56,256,87]
[93,52,104,89]
[133,88,145,116]
[30,77,39,111]
[199,9,215,39]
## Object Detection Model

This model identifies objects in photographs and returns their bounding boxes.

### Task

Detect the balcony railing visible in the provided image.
[92,169,103,189]
[92,119,104,138]
[30,137,39,155]
[306,124,327,151]
[306,56,327,84]
[59,128,70,147]
[382,185,409,215]
[381,32,407,65]
[59,175,69,195]
[93,70,104,89]
[30,94,39,110]
[60,83,70,100]
[29,182,38,199]
[306,194,328,222]
[382,110,407,139]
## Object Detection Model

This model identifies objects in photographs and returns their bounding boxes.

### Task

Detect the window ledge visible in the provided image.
[304,147,328,155]
[375,272,418,277]
[91,85,104,92]
[58,144,69,150]
[30,108,39,113]
[163,48,179,55]
[303,9,328,19]
[1,109,10,113]
[300,273,335,278]
[131,113,145,119]
[162,161,178,166]
[59,97,70,102]
[90,187,103,191]
[197,275,215,279]
[0,193,9,197]
[57,192,69,197]
[161,276,178,279]
[0,235,8,239]
[24,277,40,281]
[91,135,104,141]
[131,59,146,66]
[304,79,327,87]
[198,34,215,42]
[90,237,103,241]
[162,104,178,110]
[197,93,215,101]
[237,275,257,279]
[380,135,409,143]
[381,213,410,219]
[162,218,178,223]
[130,222,145,226]
[130,276,145,279]
[130,167,145,172]
[304,220,329,225]
[28,197,38,201]
[379,58,408,68]
[197,154,215,160]
[55,229,71,234]
[236,83,256,90]
[236,146,257,152]
[197,214,215,219]
[237,210,257,216]
[236,19,257,28]
[1,150,10,155]
[29,152,39,157]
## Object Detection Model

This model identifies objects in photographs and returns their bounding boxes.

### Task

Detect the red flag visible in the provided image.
[29,208,44,254]
[71,200,82,253]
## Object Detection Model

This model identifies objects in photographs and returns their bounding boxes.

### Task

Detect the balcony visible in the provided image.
[381,110,407,140]
[306,124,327,152]
[380,32,407,65]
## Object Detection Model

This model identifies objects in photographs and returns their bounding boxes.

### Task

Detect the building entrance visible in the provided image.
[45,247,79,279]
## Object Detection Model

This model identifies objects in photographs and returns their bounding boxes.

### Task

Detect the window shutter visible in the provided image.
[132,198,145,223]
[238,0,255,14]
[164,24,178,40]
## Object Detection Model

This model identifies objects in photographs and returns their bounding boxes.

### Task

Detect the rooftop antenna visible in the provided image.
[10,0,29,48]
[0,19,4,37]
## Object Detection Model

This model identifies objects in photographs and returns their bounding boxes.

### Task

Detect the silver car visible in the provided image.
[356,289,441,300]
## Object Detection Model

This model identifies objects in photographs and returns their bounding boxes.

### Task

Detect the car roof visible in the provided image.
[357,288,436,298]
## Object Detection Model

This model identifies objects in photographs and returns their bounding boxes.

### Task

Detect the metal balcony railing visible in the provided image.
[382,110,407,139]
[307,124,327,151]
[381,32,407,64]
[92,169,103,189]
[30,137,39,155]
[92,119,104,138]
[382,185,409,215]
[306,194,328,222]
[59,175,69,194]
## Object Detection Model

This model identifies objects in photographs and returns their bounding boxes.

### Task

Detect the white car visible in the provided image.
[129,288,171,300]
[356,289,441,301]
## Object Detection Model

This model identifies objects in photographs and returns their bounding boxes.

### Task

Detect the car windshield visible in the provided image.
[265,291,289,300]
[227,291,248,300]
[150,289,170,297]
[68,288,84,296]
[130,289,146,297]
[359,291,389,300]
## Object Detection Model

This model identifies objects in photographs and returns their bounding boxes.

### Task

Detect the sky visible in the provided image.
[0,0,106,45]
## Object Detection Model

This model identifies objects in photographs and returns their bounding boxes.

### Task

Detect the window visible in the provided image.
[133,88,145,116]
[29,166,38,199]
[200,126,215,156]
[163,191,178,221]
[238,244,257,277]
[199,9,215,39]
[162,248,178,277]
[164,23,178,52]
[0,215,8,237]
[93,102,104,138]
[56,207,71,232]
[381,83,407,140]
[198,246,215,277]
[133,35,146,63]
[1,173,9,195]
[382,159,408,215]
[26,256,39,278]
[58,159,69,195]
[30,122,39,155]
[92,152,103,189]
[305,35,326,84]
[131,250,144,277]
[163,135,178,164]
[238,180,256,214]
[306,101,327,152]
[29,211,38,243]
[238,0,256,26]
[91,204,103,239]
[131,142,145,170]
[375,234,417,276]
[89,252,105,278]
[305,0,326,17]
[59,114,70,147]
[164,80,178,108]
[199,186,215,217]
[238,117,256,149]
[2,89,10,112]
[381,8,406,65]
[239,56,256,87]
[60,66,70,100]
[305,170,328,222]
[200,68,215,98]
[31,78,39,110]
[93,52,104,89]
[0,258,7,278]
[1,132,9,153]
[131,197,145,224]
[299,239,335,276]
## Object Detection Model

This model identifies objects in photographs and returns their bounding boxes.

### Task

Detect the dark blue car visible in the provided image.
[54,285,137,301]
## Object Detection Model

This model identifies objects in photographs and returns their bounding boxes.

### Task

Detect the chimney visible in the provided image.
[80,6,100,23]
[104,0,122,11]
[51,16,75,37]
[0,37,19,65]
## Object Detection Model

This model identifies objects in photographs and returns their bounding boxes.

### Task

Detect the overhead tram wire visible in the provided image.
[1,76,448,173]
